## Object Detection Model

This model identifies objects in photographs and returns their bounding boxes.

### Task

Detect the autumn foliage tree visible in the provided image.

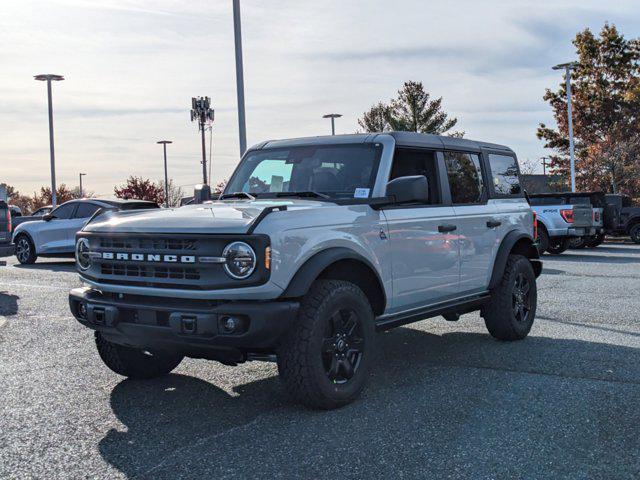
[114,176,164,205]
[32,184,79,209]
[537,23,640,195]
[359,81,461,136]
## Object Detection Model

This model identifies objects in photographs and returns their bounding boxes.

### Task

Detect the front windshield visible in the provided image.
[225,144,382,199]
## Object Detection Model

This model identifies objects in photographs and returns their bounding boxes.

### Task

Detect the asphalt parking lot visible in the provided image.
[1,243,639,479]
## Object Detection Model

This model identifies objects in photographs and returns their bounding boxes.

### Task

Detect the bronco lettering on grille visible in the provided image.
[100,252,196,263]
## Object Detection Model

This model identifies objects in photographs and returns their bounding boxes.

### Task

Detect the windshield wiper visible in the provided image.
[219,192,256,200]
[274,191,332,200]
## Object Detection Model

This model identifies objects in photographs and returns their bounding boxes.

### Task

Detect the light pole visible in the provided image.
[79,173,86,198]
[157,140,172,207]
[552,62,578,192]
[233,0,247,156]
[190,97,214,185]
[323,113,342,135]
[34,74,64,207]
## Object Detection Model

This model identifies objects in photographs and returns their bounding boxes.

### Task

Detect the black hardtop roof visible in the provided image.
[387,131,515,153]
[255,132,515,154]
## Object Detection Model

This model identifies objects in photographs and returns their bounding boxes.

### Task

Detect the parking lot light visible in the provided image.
[34,73,65,207]
[157,140,173,208]
[552,62,579,192]
[322,113,342,135]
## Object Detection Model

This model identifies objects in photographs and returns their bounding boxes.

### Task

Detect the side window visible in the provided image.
[389,148,441,204]
[488,154,522,196]
[74,203,101,219]
[444,152,484,204]
[50,203,76,220]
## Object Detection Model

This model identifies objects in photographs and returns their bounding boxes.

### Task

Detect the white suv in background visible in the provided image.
[12,199,158,264]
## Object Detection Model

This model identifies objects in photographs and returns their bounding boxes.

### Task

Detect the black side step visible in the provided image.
[375,293,491,332]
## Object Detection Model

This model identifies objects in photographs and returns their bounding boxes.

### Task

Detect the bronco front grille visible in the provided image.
[99,237,197,251]
[83,232,270,290]
[101,262,201,280]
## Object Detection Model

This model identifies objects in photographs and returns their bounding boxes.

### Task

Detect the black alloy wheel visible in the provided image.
[15,235,36,264]
[512,272,532,324]
[322,308,364,384]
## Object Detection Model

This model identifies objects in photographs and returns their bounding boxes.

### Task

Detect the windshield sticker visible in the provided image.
[354,188,370,198]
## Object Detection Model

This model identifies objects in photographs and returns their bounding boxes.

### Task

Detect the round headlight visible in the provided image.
[222,241,256,279]
[75,238,91,271]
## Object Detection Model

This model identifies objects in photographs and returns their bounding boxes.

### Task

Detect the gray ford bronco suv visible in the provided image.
[69,132,542,409]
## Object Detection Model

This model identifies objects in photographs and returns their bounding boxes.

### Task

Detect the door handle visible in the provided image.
[438,224,457,233]
[486,220,502,228]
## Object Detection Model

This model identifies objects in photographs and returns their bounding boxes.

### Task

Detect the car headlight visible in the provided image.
[75,238,91,271]
[222,241,256,279]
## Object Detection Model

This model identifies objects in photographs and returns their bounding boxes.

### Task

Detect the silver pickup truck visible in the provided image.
[529,193,594,254]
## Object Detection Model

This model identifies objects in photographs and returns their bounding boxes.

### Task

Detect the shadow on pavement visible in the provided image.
[12,260,76,272]
[544,252,640,264]
[594,245,640,255]
[0,292,18,317]
[99,327,640,479]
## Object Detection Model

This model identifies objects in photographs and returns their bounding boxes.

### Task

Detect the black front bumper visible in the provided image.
[69,287,299,363]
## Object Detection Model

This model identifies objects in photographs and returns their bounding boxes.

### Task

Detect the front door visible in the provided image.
[384,206,460,312]
[38,202,78,253]
[383,148,460,313]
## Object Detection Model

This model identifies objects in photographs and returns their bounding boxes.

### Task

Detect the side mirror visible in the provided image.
[386,175,430,204]
[42,213,54,221]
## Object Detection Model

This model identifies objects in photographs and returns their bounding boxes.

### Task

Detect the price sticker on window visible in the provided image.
[354,188,370,198]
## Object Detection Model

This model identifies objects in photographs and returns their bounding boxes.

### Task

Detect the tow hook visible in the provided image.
[181,316,197,334]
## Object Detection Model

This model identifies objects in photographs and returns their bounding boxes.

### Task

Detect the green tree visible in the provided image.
[537,23,640,195]
[358,81,460,135]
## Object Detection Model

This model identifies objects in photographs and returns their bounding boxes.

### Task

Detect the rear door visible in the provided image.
[443,150,498,294]
[38,202,78,253]
[382,148,459,312]
[66,202,103,248]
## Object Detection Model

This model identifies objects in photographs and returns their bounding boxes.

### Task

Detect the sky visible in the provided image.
[2,0,640,199]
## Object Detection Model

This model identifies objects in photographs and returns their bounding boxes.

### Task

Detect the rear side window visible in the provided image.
[74,203,101,218]
[488,154,522,196]
[444,152,484,204]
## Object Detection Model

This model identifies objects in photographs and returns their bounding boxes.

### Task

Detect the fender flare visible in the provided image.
[281,247,386,302]
[488,230,542,290]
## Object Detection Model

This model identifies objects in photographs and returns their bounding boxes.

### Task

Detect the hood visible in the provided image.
[83,199,329,234]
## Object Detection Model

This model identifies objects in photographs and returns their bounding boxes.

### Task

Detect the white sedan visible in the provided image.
[12,199,158,264]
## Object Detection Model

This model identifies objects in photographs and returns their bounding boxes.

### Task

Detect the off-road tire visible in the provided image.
[483,254,537,341]
[536,227,549,255]
[630,224,640,244]
[15,234,37,264]
[546,237,570,255]
[277,279,375,410]
[585,233,605,248]
[95,332,183,379]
